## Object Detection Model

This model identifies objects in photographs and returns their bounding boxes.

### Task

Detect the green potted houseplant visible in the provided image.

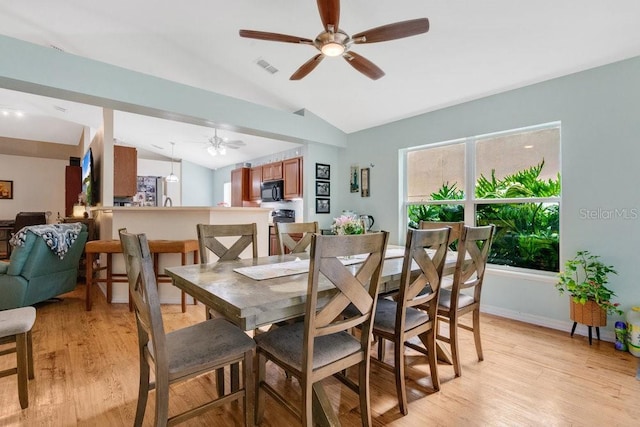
[556,250,622,326]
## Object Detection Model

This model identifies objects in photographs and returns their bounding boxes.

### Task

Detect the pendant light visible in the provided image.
[165,142,179,183]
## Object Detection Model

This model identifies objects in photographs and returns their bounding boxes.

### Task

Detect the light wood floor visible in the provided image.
[1,284,640,426]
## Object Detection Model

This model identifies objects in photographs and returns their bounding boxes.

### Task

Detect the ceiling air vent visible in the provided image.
[255,58,279,75]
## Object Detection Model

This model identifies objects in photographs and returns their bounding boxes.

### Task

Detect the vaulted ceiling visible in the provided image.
[1,1,640,169]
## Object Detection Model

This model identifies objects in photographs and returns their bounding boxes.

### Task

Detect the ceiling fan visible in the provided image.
[239,0,429,80]
[205,129,246,157]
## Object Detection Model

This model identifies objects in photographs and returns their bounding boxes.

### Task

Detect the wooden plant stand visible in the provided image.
[570,299,607,345]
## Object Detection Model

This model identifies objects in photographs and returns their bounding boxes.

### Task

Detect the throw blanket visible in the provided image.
[9,223,83,259]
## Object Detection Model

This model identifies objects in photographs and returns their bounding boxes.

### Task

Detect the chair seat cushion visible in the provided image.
[254,322,360,372]
[371,298,429,334]
[438,288,475,310]
[0,306,36,338]
[163,318,255,381]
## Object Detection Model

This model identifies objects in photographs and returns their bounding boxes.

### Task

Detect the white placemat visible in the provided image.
[234,254,372,281]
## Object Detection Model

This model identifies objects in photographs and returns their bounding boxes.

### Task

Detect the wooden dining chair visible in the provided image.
[369,227,450,415]
[196,223,258,264]
[119,230,256,427]
[197,223,258,316]
[196,223,258,394]
[254,231,389,427]
[436,224,495,377]
[419,220,464,248]
[274,221,319,255]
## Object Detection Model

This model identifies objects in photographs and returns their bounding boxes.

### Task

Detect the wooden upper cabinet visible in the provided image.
[231,167,250,207]
[262,161,283,181]
[283,157,303,199]
[250,166,262,201]
[114,146,137,197]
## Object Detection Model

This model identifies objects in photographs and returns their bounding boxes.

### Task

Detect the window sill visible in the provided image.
[486,265,557,284]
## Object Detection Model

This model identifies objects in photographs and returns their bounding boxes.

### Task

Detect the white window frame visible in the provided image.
[401,121,561,275]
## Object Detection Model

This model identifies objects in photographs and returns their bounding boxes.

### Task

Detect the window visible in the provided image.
[404,123,560,272]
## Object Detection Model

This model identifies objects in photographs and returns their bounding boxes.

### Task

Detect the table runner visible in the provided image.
[234,246,407,281]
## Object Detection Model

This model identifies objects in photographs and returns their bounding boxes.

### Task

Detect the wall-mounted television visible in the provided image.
[81,148,96,206]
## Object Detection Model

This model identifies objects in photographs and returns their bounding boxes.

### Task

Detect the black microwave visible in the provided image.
[261,180,284,202]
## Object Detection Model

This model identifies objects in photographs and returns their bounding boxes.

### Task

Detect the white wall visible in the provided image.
[0,154,66,221]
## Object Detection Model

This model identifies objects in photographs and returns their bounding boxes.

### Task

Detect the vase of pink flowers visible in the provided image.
[331,214,364,235]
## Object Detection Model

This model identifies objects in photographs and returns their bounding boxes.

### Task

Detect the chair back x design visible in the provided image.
[254,231,389,426]
[437,224,495,377]
[371,227,450,415]
[119,230,256,426]
[419,220,464,248]
[274,221,319,255]
[197,223,258,263]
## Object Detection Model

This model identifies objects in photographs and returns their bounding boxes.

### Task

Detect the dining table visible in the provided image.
[165,245,460,426]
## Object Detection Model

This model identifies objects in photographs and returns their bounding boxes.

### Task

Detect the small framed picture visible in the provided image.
[0,180,13,199]
[361,168,370,197]
[316,163,330,180]
[350,165,359,193]
[316,198,330,214]
[315,181,330,197]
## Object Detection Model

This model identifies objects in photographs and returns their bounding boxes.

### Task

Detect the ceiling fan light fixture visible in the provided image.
[321,42,344,57]
[207,144,227,156]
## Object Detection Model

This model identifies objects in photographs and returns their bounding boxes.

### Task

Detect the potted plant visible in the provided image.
[556,250,623,327]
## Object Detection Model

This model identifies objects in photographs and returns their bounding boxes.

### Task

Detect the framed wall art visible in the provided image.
[315,198,330,214]
[350,165,359,193]
[315,181,330,197]
[361,168,370,197]
[0,180,13,199]
[315,163,330,180]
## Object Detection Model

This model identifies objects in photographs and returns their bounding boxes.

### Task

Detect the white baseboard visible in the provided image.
[482,304,615,343]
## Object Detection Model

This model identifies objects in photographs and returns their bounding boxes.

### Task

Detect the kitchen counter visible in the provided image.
[90,206,272,304]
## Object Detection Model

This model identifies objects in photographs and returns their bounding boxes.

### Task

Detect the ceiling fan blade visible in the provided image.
[343,51,385,80]
[290,54,325,80]
[352,18,429,44]
[317,0,340,32]
[239,29,313,45]
[225,140,246,148]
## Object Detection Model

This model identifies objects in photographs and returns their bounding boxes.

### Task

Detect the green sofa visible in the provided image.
[0,224,88,310]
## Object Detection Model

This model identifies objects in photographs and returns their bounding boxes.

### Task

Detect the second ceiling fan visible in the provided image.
[239,0,429,81]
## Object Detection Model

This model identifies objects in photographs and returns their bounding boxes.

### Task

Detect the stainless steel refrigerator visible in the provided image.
[136,176,164,206]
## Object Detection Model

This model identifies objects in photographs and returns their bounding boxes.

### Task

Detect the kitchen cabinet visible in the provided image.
[231,167,250,207]
[283,157,303,199]
[250,166,262,201]
[262,161,283,181]
[65,165,82,217]
[114,146,137,197]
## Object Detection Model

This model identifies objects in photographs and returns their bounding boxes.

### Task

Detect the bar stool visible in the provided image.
[0,306,36,409]
[85,239,199,312]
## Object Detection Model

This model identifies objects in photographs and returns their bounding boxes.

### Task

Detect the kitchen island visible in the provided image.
[90,206,272,305]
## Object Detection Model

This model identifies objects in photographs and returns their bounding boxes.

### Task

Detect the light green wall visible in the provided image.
[0,35,347,148]
[181,160,215,206]
[345,56,640,333]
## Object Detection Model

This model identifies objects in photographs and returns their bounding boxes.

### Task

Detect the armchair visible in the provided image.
[0,224,88,310]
